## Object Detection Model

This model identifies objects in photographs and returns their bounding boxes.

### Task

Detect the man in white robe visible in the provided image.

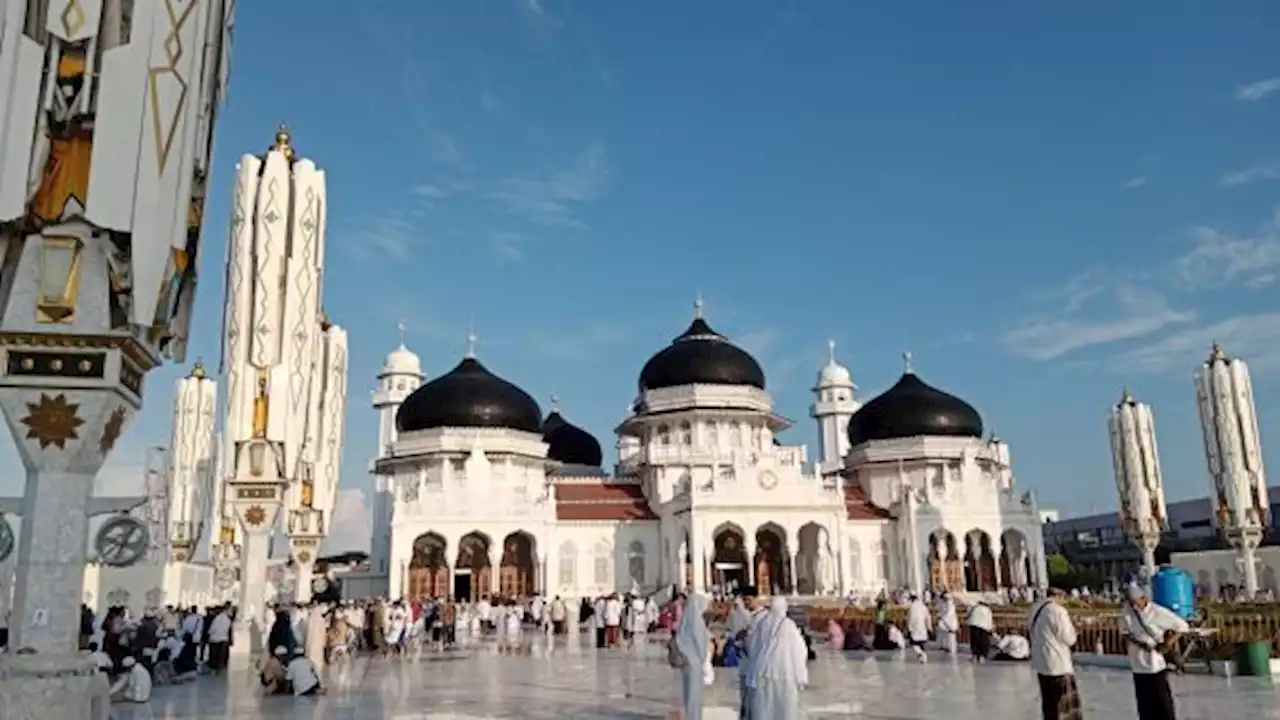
[935,592,959,655]
[747,597,808,720]
[906,594,932,663]
[306,603,327,668]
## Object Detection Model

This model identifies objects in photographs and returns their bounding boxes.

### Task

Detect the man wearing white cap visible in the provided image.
[1121,584,1187,720]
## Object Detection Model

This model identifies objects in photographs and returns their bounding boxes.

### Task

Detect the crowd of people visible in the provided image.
[0,578,1200,719]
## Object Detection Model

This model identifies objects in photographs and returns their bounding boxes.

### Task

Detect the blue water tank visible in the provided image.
[1152,566,1196,619]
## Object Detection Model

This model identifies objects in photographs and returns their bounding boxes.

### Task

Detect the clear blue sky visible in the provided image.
[6,1,1278,547]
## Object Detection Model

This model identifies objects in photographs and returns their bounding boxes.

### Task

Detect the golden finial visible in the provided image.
[1210,343,1226,362]
[1120,387,1134,405]
[189,359,205,379]
[272,123,294,160]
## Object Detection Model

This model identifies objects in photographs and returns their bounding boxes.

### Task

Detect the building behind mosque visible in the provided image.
[357,301,1048,602]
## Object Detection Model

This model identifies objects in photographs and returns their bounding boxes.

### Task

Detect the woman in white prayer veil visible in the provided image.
[748,597,808,719]
[674,593,712,720]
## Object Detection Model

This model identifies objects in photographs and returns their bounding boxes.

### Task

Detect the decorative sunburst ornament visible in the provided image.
[244,505,267,526]
[20,393,83,449]
[99,405,128,455]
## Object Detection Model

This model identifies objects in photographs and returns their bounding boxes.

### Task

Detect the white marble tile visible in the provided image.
[112,634,1280,718]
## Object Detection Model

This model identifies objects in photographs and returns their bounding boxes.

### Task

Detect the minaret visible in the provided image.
[370,325,423,574]
[168,362,218,563]
[215,125,343,631]
[811,340,859,476]
[1195,344,1270,597]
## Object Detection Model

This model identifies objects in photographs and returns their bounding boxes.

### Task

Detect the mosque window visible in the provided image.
[558,541,577,588]
[593,541,612,585]
[627,541,646,585]
[657,425,670,445]
[877,540,891,582]
[731,424,743,447]
[397,380,405,390]
[849,539,862,583]
[679,422,692,445]
[706,422,718,448]
[450,459,466,481]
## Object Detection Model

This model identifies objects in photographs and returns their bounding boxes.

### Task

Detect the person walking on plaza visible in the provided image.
[905,594,932,663]
[1029,587,1081,720]
[1121,584,1188,720]
[966,600,995,662]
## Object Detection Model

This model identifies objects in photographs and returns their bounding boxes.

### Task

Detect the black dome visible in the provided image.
[396,357,542,433]
[639,317,765,391]
[542,411,604,467]
[846,372,983,446]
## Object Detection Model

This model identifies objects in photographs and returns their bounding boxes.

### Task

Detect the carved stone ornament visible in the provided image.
[94,515,150,567]
[99,405,128,455]
[144,588,163,606]
[296,550,312,564]
[311,576,329,594]
[244,505,267,526]
[106,588,131,606]
[20,393,84,450]
[0,514,14,563]
[214,567,237,589]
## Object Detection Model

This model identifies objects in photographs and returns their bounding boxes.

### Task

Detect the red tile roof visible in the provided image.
[555,482,659,521]
[844,483,892,521]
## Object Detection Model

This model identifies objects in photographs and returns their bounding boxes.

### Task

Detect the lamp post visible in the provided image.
[1194,344,1270,599]
[1109,390,1168,583]
[0,0,235,713]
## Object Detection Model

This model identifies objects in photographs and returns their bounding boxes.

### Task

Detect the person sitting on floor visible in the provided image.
[286,647,325,696]
[260,646,291,694]
[992,633,1031,662]
[109,656,152,704]
[86,642,114,675]
[170,633,199,683]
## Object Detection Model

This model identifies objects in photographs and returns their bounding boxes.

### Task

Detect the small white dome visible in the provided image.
[381,343,421,376]
[817,360,852,388]
[815,339,854,388]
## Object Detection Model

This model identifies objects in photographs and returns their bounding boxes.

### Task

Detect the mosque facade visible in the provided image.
[366,302,1048,602]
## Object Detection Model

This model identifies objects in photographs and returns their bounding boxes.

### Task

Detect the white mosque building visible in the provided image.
[365,302,1048,602]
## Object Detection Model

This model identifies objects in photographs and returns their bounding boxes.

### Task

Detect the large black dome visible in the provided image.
[542,410,604,467]
[846,372,983,446]
[639,317,765,391]
[396,357,542,433]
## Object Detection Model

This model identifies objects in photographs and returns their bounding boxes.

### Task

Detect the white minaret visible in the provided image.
[215,125,344,635]
[169,362,218,563]
[370,326,423,574]
[1195,344,1270,598]
[1108,390,1167,582]
[811,340,859,476]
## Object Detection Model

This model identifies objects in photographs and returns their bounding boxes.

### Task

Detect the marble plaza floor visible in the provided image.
[114,633,1279,719]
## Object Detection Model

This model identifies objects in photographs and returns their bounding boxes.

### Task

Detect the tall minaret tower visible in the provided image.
[370,325,423,574]
[168,362,218,563]
[811,340,860,476]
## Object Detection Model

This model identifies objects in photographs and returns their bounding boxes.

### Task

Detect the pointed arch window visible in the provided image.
[849,538,863,583]
[628,540,646,585]
[878,540,891,583]
[593,541,612,586]
[558,541,577,588]
[679,422,692,445]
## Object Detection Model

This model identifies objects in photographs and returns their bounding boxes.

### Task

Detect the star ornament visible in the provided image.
[244,505,267,527]
[99,405,128,456]
[20,393,84,450]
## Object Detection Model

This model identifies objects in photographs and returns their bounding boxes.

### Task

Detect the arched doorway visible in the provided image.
[963,530,997,592]
[455,531,492,602]
[795,523,828,595]
[999,529,1028,588]
[712,523,749,590]
[500,531,537,598]
[755,524,789,594]
[408,532,449,598]
[927,530,962,592]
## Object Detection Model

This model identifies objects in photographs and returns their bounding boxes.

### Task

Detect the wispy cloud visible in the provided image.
[351,214,418,260]
[1218,164,1280,187]
[1236,77,1280,102]
[1002,272,1195,361]
[450,142,612,230]
[412,184,449,199]
[1124,176,1149,190]
[1175,213,1280,290]
[1115,313,1280,375]
[491,231,528,262]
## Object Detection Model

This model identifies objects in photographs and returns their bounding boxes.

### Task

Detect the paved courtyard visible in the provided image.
[117,634,1279,719]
